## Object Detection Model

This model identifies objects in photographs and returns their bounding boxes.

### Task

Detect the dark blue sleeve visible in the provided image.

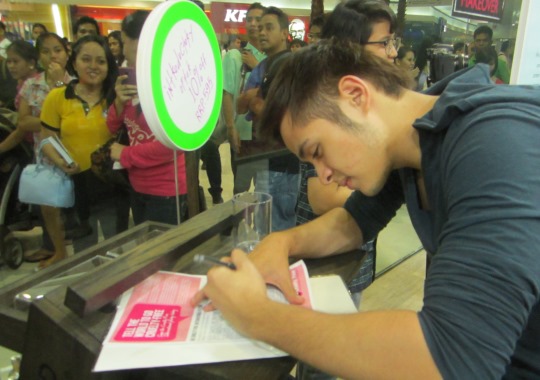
[244,64,263,91]
[343,170,404,242]
[419,106,540,378]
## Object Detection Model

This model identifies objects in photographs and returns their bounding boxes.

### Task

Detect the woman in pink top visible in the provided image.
[107,11,187,225]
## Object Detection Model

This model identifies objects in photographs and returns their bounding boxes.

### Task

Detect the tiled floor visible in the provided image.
[0,142,424,378]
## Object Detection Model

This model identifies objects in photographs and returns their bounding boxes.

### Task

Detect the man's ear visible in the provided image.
[338,75,370,113]
[282,29,289,42]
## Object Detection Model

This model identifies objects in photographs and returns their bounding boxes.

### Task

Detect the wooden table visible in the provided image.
[0,201,365,380]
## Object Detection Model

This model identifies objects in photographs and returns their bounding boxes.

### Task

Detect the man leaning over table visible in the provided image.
[192,38,540,379]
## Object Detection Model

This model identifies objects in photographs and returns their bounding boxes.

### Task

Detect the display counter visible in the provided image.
[0,200,365,379]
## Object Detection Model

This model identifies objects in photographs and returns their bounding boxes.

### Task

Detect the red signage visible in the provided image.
[210,2,249,35]
[210,2,311,40]
[451,0,504,22]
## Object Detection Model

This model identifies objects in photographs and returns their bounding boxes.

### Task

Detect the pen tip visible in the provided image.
[193,254,204,263]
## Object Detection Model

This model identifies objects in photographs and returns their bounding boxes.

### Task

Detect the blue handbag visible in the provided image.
[18,138,75,208]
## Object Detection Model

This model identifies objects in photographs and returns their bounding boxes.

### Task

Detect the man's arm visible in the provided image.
[247,207,363,303]
[201,250,442,380]
[236,62,264,114]
[236,88,258,115]
[222,91,240,152]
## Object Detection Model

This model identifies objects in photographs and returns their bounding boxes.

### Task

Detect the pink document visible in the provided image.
[94,261,314,371]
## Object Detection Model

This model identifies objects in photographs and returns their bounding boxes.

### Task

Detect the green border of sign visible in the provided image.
[151,1,223,151]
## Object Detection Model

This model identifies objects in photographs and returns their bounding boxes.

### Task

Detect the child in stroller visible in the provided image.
[0,108,33,268]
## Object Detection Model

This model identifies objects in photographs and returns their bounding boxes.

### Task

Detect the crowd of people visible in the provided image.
[1,1,538,378]
[0,10,193,268]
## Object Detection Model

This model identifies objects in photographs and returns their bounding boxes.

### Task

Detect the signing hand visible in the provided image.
[191,249,270,337]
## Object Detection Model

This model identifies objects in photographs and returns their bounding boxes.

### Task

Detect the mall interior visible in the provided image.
[0,0,535,378]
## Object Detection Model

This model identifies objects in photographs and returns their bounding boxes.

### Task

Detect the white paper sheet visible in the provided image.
[93,261,355,372]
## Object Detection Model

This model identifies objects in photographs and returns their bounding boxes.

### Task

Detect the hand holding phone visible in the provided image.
[119,67,137,86]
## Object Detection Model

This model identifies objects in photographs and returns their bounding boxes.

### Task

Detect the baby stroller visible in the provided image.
[0,108,33,269]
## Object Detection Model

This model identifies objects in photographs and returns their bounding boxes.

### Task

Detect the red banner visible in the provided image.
[210,2,311,41]
[210,2,249,35]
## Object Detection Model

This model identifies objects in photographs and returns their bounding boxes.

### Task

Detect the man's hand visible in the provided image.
[228,127,241,153]
[249,232,305,305]
[191,249,270,337]
[237,88,260,115]
[241,50,259,70]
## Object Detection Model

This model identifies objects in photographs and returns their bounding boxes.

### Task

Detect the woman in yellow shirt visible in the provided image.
[39,35,118,268]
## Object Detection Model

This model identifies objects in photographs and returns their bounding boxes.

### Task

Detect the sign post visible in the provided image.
[137,0,223,151]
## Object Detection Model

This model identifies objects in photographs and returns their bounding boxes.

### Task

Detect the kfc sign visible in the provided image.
[211,2,311,38]
[211,2,250,34]
[224,9,247,23]
[452,0,504,22]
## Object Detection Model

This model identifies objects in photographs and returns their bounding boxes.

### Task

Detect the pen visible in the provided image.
[193,254,236,270]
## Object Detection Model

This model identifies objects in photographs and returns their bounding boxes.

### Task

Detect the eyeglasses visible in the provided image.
[365,37,401,55]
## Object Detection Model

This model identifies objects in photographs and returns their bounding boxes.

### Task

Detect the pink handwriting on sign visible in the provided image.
[114,303,189,342]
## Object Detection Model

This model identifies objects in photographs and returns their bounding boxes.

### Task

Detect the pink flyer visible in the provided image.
[111,272,202,343]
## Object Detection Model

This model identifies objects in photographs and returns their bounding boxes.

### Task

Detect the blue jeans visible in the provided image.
[232,153,268,195]
[130,191,188,226]
[255,170,299,232]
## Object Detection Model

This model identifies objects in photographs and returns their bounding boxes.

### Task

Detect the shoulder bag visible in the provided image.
[18,138,75,207]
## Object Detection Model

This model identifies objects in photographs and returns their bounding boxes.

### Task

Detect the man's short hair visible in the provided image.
[309,15,325,30]
[259,38,410,144]
[248,2,265,13]
[500,40,513,53]
[453,41,465,53]
[474,25,493,40]
[73,16,99,36]
[475,46,498,76]
[190,0,204,11]
[323,0,396,45]
[262,6,289,31]
[122,10,150,40]
[32,23,48,33]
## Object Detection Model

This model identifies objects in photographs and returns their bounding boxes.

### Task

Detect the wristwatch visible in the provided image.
[55,81,65,88]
